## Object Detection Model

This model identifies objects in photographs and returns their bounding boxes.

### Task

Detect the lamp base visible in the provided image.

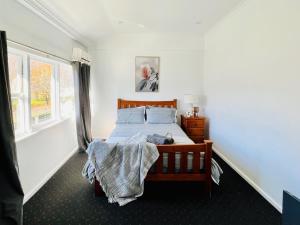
[193,106,199,117]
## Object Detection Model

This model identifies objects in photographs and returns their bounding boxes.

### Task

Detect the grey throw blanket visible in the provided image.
[82,135,159,206]
[211,158,223,185]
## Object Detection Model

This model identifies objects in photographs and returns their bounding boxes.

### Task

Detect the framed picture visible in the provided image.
[135,56,159,92]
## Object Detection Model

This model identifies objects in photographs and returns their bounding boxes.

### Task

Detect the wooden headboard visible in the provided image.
[117,99,177,109]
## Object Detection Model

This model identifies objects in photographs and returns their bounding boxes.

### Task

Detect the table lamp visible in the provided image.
[184,94,200,117]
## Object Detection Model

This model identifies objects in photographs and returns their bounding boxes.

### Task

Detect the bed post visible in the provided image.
[95,180,103,196]
[204,140,213,198]
[117,98,122,109]
[173,99,177,108]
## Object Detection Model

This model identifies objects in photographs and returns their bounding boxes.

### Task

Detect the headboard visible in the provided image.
[117,99,177,109]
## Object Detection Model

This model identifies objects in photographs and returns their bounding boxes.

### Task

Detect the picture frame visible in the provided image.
[135,56,160,92]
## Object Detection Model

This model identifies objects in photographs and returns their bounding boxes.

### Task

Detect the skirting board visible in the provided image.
[213,146,282,213]
[23,146,78,204]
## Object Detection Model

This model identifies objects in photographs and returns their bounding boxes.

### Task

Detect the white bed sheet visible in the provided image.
[107,123,194,144]
[106,123,204,170]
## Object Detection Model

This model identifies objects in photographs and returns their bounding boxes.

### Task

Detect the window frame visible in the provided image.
[29,55,57,130]
[8,48,28,136]
[58,63,75,119]
[7,47,75,139]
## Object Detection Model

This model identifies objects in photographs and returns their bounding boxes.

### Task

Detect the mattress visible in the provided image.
[107,123,205,170]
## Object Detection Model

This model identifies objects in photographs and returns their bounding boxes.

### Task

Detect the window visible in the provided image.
[8,53,25,133]
[7,47,75,138]
[59,64,75,118]
[30,59,54,126]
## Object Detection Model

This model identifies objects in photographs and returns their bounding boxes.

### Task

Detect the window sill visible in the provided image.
[15,117,74,143]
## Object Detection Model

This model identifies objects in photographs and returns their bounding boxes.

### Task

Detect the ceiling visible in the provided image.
[22,0,243,45]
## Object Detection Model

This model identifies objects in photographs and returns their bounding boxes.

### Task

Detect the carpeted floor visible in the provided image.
[24,152,281,225]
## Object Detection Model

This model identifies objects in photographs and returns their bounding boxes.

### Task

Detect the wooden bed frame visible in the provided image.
[95,99,213,196]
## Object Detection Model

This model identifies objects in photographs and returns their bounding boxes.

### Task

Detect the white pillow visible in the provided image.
[116,106,145,124]
[146,107,177,124]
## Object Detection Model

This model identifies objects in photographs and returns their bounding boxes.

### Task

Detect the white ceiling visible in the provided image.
[29,0,243,45]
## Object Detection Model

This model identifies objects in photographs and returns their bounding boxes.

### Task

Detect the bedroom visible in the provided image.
[0,0,299,225]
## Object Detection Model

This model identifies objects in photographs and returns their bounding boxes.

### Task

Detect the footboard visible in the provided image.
[94,140,213,196]
[147,140,213,192]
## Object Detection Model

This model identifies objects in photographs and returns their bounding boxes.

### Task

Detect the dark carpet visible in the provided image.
[24,152,281,225]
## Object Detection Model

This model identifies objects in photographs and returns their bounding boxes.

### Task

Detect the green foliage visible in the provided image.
[11,98,18,109]
[31,99,49,107]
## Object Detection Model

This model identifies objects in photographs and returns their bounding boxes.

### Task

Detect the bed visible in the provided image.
[94,99,213,196]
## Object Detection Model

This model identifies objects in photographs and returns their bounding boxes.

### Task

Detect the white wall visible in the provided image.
[204,0,300,211]
[0,0,84,60]
[91,33,204,138]
[16,120,77,202]
[0,0,83,202]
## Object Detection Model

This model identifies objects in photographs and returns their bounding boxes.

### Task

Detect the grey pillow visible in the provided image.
[116,107,145,124]
[146,107,177,124]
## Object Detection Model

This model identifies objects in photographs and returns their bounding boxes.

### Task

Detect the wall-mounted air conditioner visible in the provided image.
[72,47,91,63]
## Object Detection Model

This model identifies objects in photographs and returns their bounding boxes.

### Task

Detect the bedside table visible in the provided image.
[181,115,205,143]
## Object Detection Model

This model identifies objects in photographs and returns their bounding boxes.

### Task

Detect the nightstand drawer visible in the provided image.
[186,128,204,136]
[187,119,205,128]
[190,136,204,143]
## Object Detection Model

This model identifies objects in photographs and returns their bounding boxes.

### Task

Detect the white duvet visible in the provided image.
[106,123,202,171]
[107,123,194,144]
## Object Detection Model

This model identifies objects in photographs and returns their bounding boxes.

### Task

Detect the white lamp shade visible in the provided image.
[184,94,200,105]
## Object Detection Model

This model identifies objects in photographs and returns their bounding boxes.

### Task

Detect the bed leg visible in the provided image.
[204,140,213,199]
[95,179,103,197]
[206,179,212,199]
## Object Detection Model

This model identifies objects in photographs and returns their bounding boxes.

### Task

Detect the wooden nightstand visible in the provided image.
[181,115,205,143]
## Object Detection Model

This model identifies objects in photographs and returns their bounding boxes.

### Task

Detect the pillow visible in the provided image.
[116,106,145,124]
[146,107,177,124]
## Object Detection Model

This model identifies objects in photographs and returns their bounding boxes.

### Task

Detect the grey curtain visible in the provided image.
[0,31,24,225]
[73,62,92,152]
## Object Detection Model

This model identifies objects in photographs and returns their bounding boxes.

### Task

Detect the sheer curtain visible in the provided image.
[0,31,24,225]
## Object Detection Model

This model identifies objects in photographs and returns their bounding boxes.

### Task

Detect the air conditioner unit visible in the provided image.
[72,47,90,63]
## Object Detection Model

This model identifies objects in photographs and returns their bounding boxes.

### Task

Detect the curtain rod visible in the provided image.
[7,39,72,63]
